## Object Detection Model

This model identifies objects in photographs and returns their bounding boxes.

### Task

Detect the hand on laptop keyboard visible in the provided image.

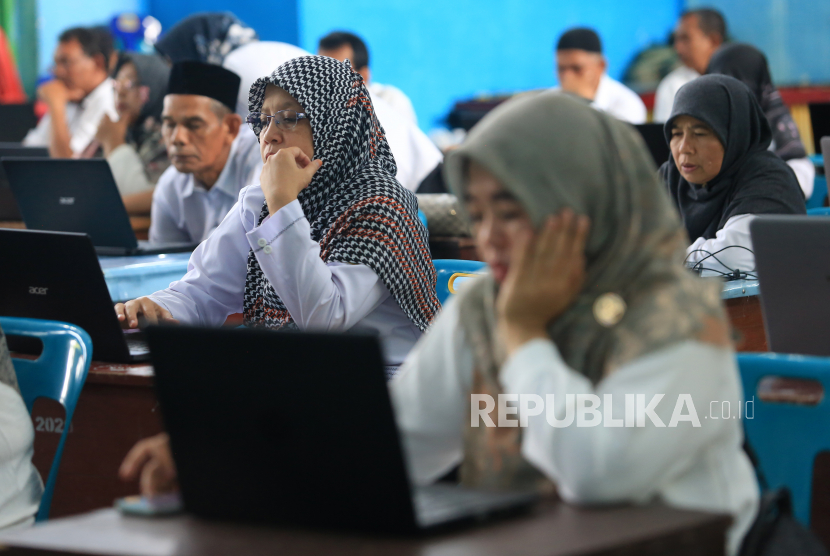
[115,297,180,329]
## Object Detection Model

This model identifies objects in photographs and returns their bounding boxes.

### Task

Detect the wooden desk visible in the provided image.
[0,504,730,556]
[32,362,162,519]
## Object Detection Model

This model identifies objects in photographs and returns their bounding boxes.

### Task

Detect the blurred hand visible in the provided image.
[496,209,591,355]
[119,433,178,496]
[260,147,322,215]
[95,114,129,157]
[37,80,84,106]
[114,297,179,329]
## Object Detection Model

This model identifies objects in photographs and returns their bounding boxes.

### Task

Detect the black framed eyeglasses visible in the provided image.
[246,110,308,134]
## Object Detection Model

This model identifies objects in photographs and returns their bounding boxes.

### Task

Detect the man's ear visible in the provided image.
[93,53,108,73]
[225,113,242,141]
[359,66,371,85]
[599,55,608,74]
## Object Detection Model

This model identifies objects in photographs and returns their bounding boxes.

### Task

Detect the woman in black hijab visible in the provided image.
[154,12,257,65]
[660,74,805,277]
[95,53,172,215]
[707,43,815,198]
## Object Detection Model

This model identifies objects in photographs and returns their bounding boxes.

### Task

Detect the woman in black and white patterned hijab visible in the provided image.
[116,55,438,374]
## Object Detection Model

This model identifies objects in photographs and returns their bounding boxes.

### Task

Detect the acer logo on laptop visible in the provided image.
[59,197,75,205]
[28,286,48,295]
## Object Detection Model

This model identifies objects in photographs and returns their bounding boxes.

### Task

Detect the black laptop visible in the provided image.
[0,104,38,142]
[751,215,830,356]
[635,123,671,168]
[146,325,539,533]
[1,158,196,256]
[0,229,149,362]
[0,145,49,220]
[809,103,830,156]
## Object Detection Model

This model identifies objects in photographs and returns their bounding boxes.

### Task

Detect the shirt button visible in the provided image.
[263,245,272,254]
[257,238,267,247]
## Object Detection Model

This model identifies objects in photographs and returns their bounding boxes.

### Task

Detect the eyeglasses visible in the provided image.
[246,110,308,134]
[113,79,138,93]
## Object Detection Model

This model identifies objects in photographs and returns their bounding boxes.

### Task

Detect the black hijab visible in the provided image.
[659,74,804,242]
[114,53,170,146]
[154,12,257,65]
[707,43,808,161]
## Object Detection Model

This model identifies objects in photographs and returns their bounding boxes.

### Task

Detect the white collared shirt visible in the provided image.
[148,184,422,365]
[371,94,443,192]
[149,129,263,244]
[23,78,117,156]
[368,82,418,125]
[591,74,647,124]
[653,66,700,123]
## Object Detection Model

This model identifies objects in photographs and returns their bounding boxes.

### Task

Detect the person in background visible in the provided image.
[95,53,171,215]
[554,27,646,124]
[653,9,726,123]
[392,90,758,556]
[154,12,257,66]
[317,31,442,192]
[222,41,311,116]
[707,43,816,199]
[149,61,261,244]
[0,324,43,529]
[661,75,805,276]
[318,31,417,125]
[23,27,117,158]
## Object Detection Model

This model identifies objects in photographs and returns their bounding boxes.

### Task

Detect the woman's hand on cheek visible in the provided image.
[496,209,591,356]
[261,147,323,215]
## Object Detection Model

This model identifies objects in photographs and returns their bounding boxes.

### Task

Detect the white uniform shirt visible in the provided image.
[685,214,757,278]
[149,129,263,244]
[0,383,43,530]
[591,74,647,124]
[653,66,700,123]
[148,184,422,365]
[23,78,117,157]
[222,41,312,116]
[371,94,442,192]
[390,297,759,556]
[368,82,418,125]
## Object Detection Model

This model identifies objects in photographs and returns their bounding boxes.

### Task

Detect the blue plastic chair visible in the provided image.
[418,209,427,229]
[0,317,92,521]
[736,352,830,527]
[433,259,486,305]
[806,207,830,216]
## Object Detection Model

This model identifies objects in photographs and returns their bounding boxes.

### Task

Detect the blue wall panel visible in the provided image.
[298,0,680,131]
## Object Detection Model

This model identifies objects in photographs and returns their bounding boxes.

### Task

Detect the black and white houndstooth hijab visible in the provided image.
[242,55,439,331]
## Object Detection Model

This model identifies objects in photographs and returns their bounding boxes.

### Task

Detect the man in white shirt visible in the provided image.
[317,33,442,192]
[653,9,727,123]
[555,28,646,124]
[149,61,262,244]
[23,27,117,158]
[318,31,418,125]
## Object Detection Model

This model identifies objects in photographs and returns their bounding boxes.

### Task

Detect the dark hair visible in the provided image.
[58,26,112,64]
[681,8,727,42]
[318,31,369,70]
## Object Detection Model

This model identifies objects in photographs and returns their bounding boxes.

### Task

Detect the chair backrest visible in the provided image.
[0,317,92,521]
[433,259,486,305]
[736,352,830,526]
[807,207,830,216]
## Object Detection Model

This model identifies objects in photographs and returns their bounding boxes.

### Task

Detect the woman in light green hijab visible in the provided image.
[390,91,758,556]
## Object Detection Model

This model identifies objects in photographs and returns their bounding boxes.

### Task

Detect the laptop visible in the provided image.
[146,325,540,533]
[809,103,830,155]
[0,229,150,362]
[0,104,38,142]
[1,158,196,256]
[750,215,830,356]
[635,123,672,168]
[0,145,49,220]
[822,136,829,170]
